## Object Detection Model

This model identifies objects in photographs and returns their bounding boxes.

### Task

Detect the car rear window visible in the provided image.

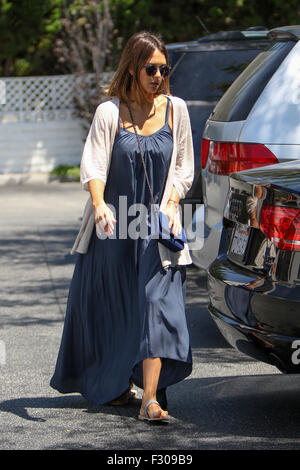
[210,41,296,122]
[168,49,265,101]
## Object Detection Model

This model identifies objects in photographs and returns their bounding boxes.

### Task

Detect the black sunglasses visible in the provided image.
[143,64,171,78]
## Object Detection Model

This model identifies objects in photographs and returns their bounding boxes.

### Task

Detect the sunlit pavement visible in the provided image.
[1,182,300,451]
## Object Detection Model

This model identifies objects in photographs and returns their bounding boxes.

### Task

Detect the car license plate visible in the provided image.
[230,224,250,257]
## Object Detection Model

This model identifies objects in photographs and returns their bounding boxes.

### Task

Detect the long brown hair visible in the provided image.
[107,31,170,104]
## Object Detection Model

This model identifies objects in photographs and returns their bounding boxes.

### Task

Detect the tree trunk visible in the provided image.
[3,58,12,76]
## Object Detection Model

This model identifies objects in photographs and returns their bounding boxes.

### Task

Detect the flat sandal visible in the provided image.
[138,400,169,422]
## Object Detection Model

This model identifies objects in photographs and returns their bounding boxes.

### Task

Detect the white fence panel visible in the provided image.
[0,74,111,174]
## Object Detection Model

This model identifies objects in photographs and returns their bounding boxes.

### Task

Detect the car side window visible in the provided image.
[210,41,296,122]
[169,49,263,101]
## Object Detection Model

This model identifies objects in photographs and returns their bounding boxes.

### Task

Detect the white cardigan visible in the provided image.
[71,95,195,268]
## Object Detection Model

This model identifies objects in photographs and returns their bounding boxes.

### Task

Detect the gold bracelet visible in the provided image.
[167,199,178,206]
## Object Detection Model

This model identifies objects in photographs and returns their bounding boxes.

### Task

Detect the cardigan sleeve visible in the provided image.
[173,100,195,200]
[80,102,112,191]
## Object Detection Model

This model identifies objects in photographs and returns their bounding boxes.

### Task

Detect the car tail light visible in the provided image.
[201,138,210,168]
[260,206,300,251]
[206,141,278,175]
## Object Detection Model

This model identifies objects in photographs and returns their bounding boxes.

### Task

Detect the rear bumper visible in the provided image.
[208,304,300,372]
[208,256,300,373]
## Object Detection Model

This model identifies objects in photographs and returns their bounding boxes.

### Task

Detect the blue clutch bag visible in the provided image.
[156,211,187,252]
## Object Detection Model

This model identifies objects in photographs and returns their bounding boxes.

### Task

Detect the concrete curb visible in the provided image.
[0,173,78,185]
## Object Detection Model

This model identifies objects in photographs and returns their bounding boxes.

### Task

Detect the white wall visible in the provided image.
[0,118,84,173]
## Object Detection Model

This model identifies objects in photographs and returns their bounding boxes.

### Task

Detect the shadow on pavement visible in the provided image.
[2,373,300,449]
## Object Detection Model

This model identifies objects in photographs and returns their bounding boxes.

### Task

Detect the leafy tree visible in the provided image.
[54,0,113,130]
[109,0,300,52]
[1,0,300,76]
[0,0,63,76]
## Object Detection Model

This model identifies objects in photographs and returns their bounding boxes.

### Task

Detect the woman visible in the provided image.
[50,31,194,422]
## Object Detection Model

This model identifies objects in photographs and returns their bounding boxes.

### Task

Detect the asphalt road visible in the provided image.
[1,182,300,452]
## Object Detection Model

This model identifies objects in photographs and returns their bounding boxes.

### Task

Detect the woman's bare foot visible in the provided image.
[140,396,168,420]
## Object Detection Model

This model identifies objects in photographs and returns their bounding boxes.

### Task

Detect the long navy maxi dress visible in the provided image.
[50,98,193,405]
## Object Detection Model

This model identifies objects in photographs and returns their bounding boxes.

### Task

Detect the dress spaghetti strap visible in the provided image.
[165,97,170,124]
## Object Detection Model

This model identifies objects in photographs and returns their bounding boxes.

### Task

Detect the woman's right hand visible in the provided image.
[94,201,117,237]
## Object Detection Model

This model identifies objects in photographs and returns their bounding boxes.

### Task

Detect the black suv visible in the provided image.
[167,27,273,204]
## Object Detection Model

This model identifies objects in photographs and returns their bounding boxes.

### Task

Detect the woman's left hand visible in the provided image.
[162,202,182,236]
